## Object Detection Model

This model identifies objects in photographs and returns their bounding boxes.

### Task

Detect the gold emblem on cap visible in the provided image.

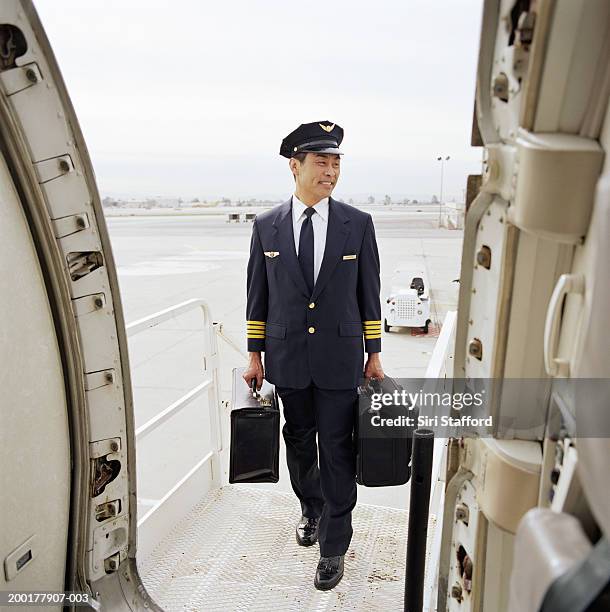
[319,123,335,133]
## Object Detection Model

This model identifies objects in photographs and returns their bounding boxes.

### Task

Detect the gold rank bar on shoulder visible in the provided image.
[247,320,266,339]
[363,320,382,339]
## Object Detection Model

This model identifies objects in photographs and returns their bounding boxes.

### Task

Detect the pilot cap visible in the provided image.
[280,121,344,158]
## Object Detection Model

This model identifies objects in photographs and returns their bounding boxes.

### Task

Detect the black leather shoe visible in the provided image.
[314,555,344,591]
[296,515,319,547]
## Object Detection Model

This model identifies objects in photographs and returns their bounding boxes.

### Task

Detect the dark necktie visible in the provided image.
[298,207,315,294]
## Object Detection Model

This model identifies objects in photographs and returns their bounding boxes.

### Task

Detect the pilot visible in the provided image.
[243,121,384,590]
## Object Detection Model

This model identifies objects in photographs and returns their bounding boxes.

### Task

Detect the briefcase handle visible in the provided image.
[359,376,410,404]
[359,377,382,395]
[251,378,259,398]
[251,378,274,408]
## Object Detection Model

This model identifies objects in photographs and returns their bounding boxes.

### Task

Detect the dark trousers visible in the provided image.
[275,384,358,557]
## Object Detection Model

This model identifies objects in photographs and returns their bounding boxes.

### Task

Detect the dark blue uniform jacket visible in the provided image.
[246,197,382,390]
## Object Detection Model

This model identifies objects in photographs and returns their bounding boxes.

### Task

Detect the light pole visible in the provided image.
[436,155,450,227]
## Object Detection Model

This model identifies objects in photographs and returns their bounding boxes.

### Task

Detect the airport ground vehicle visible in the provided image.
[1,1,609,610]
[384,269,432,334]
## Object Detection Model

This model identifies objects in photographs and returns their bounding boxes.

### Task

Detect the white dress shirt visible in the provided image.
[292,195,329,285]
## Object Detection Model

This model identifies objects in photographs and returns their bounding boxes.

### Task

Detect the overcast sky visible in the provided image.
[34,0,484,201]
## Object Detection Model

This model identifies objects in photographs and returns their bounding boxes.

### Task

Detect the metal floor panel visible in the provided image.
[139,485,436,611]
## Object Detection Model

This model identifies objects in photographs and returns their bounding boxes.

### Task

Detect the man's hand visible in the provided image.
[364,352,384,382]
[243,351,264,390]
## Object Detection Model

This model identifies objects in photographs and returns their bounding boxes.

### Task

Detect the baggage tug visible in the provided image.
[1,1,609,610]
[384,270,432,334]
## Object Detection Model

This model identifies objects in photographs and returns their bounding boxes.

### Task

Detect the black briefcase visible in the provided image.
[229,367,280,484]
[356,376,416,487]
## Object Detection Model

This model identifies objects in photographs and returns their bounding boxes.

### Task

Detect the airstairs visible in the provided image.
[127,300,455,611]
[138,485,437,611]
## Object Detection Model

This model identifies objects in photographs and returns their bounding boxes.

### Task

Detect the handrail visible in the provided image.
[135,379,213,441]
[215,321,249,360]
[126,298,223,562]
[127,298,211,337]
[425,310,457,379]
[422,310,457,612]
[126,298,222,450]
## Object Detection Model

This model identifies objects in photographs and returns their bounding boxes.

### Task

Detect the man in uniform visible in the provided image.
[243,121,384,590]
